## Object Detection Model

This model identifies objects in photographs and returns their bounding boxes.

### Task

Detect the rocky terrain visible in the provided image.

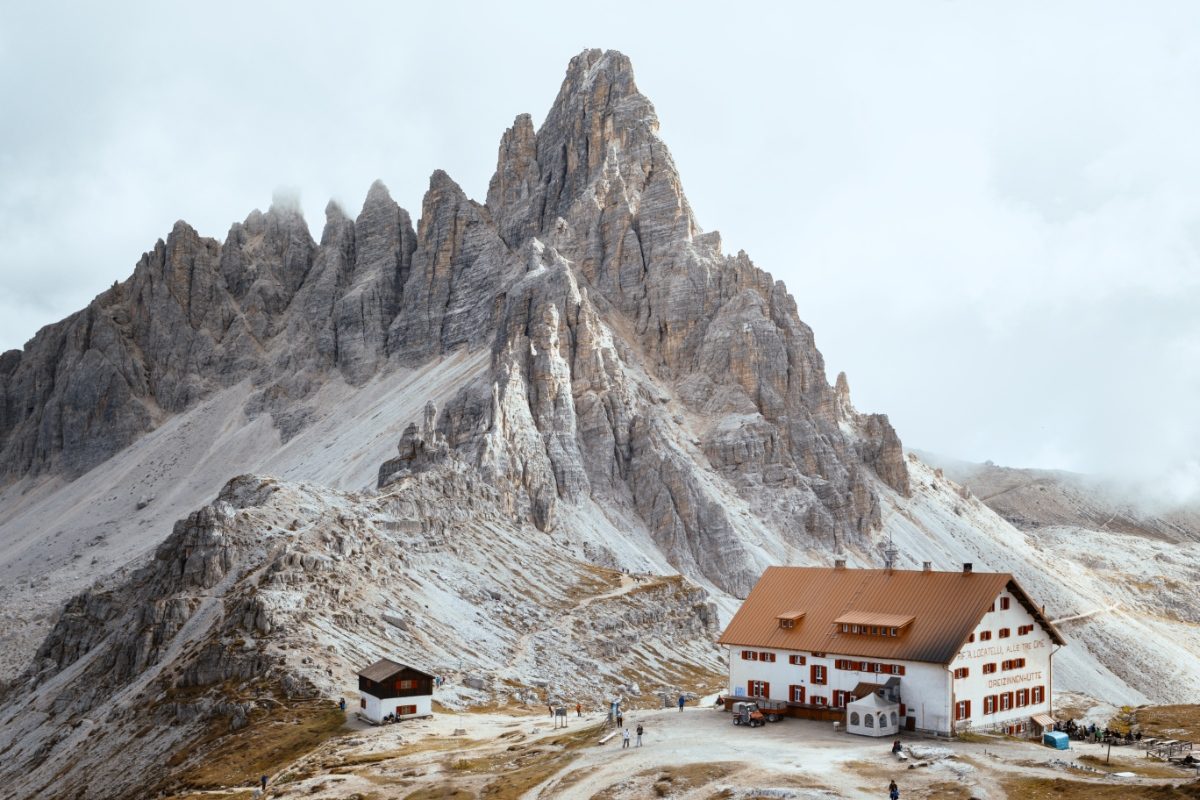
[2,48,1200,799]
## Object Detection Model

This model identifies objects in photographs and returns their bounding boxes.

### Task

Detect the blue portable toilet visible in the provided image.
[1043,731,1070,750]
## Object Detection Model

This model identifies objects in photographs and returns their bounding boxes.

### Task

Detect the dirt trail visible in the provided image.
[1051,601,1123,626]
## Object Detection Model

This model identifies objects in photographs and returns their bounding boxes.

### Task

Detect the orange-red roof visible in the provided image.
[717,566,1065,665]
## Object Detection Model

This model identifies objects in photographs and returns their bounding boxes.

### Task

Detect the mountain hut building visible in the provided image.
[356,658,435,723]
[717,563,1065,737]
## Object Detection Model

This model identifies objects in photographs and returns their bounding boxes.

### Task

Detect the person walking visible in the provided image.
[338,697,346,712]
[261,774,269,792]
[677,694,686,712]
[888,779,899,799]
[636,723,644,747]
[576,702,582,717]
[622,728,631,748]
[616,710,624,728]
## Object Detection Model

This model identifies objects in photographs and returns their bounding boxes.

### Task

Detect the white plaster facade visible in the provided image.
[947,586,1056,735]
[359,691,432,723]
[726,586,1057,737]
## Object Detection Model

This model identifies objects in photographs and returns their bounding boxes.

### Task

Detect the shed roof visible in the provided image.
[357,658,433,682]
[717,567,1065,665]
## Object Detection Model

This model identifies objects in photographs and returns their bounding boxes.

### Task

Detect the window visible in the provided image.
[1032,686,1045,704]
[988,601,995,612]
[865,712,874,727]
[889,626,898,636]
[984,695,996,714]
[811,665,827,685]
[850,711,860,725]
[1019,624,1034,636]
[890,664,906,676]
[789,684,806,703]
[396,679,419,690]
[891,711,898,726]
[983,663,996,675]
[953,667,969,679]
[812,652,827,657]
[396,704,417,716]
[759,651,776,663]
[741,650,758,661]
[748,680,770,698]
[789,654,806,666]
[360,698,366,709]
[779,618,795,629]
[871,626,879,635]
[979,631,992,641]
[833,690,847,708]
[841,623,849,632]
[811,695,828,706]
[955,700,971,720]
[1016,689,1029,707]
[1000,597,1011,611]
[999,628,1011,639]
[967,633,975,643]
[1000,692,1013,711]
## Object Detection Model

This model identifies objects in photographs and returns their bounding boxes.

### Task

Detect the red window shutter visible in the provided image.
[966,700,971,718]
[763,681,770,699]
[899,703,906,716]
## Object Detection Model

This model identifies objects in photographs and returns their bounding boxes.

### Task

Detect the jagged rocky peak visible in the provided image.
[0,48,908,596]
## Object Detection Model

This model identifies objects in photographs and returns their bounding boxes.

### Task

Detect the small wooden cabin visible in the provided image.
[357,658,434,723]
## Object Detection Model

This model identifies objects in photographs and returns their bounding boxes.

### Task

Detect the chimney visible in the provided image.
[834,558,847,570]
[963,562,973,574]
[922,561,932,572]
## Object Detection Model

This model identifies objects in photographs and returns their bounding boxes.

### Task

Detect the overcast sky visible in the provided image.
[3,2,1199,498]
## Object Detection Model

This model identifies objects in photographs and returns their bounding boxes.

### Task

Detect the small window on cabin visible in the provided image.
[779,618,793,629]
[842,623,849,632]
[980,631,992,641]
[871,626,878,635]
[999,628,1010,638]
[968,633,975,643]
[890,627,898,636]
[1000,597,1011,610]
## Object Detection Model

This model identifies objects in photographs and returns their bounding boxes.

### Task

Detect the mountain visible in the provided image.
[1,49,1199,799]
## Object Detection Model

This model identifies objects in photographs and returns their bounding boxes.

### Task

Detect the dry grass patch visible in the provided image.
[1077,753,1188,778]
[640,762,737,797]
[403,788,476,800]
[1002,777,1200,799]
[172,701,346,790]
[1127,705,1200,742]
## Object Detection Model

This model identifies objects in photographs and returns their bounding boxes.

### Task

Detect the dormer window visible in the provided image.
[834,612,915,636]
[776,610,805,630]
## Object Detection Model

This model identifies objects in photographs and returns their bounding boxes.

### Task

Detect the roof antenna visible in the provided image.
[883,531,899,571]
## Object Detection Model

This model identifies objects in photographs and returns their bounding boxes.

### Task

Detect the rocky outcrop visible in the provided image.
[378,401,449,487]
